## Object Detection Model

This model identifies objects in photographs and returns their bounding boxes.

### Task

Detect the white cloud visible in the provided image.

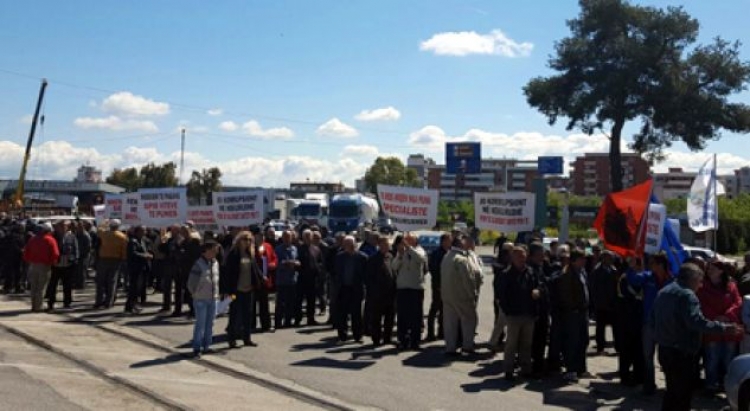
[207,108,223,116]
[317,118,359,138]
[420,29,533,57]
[101,91,170,117]
[342,145,379,157]
[74,116,159,132]
[354,106,401,122]
[658,152,748,175]
[218,121,239,132]
[242,120,294,139]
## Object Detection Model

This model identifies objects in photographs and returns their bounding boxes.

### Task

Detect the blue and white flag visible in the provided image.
[687,155,723,232]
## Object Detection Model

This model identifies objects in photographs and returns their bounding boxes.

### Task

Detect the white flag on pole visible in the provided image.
[687,155,722,232]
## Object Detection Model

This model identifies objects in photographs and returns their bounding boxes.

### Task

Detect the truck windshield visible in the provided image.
[297,203,320,216]
[330,203,359,218]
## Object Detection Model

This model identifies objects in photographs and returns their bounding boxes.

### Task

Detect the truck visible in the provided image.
[328,193,380,234]
[294,194,329,227]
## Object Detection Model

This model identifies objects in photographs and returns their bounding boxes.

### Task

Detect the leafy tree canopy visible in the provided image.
[525,0,750,192]
[363,156,420,193]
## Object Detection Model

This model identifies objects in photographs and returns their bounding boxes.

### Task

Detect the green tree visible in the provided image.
[363,157,420,193]
[186,167,223,205]
[140,162,178,188]
[105,167,141,192]
[524,0,750,192]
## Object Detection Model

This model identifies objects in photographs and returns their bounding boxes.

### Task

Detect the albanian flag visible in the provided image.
[593,179,653,257]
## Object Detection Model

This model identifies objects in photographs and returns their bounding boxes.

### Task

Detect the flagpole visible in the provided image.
[713,153,718,253]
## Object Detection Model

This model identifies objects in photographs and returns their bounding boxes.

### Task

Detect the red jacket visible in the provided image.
[23,232,60,266]
[698,280,742,342]
[257,241,278,274]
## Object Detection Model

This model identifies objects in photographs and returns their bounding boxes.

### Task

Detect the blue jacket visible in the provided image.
[626,268,672,324]
[274,244,299,286]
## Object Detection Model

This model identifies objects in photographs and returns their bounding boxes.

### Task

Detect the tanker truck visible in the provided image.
[327,193,379,235]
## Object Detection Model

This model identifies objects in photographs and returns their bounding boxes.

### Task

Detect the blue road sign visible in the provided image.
[446,142,481,174]
[538,156,563,175]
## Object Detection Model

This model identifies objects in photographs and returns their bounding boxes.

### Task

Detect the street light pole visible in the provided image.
[559,187,570,243]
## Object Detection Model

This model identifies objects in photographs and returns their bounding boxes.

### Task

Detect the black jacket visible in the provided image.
[591,263,619,312]
[428,247,448,290]
[365,251,396,302]
[221,248,262,295]
[498,264,540,317]
[127,237,150,274]
[298,243,324,284]
[333,251,367,296]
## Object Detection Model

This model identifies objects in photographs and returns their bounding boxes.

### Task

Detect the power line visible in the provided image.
[0,67,413,137]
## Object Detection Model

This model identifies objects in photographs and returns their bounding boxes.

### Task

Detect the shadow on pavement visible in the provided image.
[0,309,32,317]
[401,346,451,368]
[289,336,339,352]
[130,353,189,369]
[290,357,376,371]
[351,346,399,360]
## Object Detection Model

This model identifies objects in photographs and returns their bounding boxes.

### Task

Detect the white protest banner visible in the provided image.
[103,194,122,220]
[213,190,264,227]
[644,203,667,254]
[377,184,438,231]
[187,206,219,233]
[93,204,106,226]
[137,187,187,227]
[122,192,141,226]
[474,192,536,233]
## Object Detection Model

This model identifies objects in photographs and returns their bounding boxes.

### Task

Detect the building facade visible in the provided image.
[654,167,736,200]
[74,165,103,183]
[406,154,436,188]
[569,153,650,196]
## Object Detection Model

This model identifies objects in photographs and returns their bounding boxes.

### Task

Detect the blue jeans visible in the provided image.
[192,299,216,352]
[704,341,738,389]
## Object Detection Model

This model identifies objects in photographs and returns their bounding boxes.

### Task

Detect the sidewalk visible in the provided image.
[0,298,342,411]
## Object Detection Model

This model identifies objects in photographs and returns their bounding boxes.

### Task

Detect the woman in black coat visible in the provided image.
[222,231,263,348]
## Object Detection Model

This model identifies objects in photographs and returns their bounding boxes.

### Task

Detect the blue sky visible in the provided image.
[0,0,748,187]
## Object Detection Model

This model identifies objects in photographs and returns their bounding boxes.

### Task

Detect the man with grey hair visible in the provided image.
[651,262,742,411]
[296,229,323,326]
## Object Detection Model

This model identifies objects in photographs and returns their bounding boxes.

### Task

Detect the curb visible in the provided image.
[0,322,189,411]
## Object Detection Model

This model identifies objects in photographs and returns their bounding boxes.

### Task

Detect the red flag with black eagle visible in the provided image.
[593,179,653,258]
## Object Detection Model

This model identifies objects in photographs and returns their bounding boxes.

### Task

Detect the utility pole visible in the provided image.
[14,79,48,208]
[180,128,185,185]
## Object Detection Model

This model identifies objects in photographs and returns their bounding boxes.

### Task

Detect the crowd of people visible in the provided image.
[2,214,750,410]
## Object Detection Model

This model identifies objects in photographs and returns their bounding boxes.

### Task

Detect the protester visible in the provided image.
[489,242,514,351]
[365,236,396,346]
[23,222,59,312]
[426,233,451,341]
[696,260,742,393]
[498,246,540,380]
[187,240,221,358]
[296,229,324,326]
[2,223,26,294]
[74,221,91,289]
[254,228,277,332]
[528,242,551,377]
[274,231,300,329]
[46,221,78,311]
[441,236,482,356]
[222,231,260,348]
[549,248,589,382]
[391,233,427,350]
[124,225,152,314]
[95,220,127,309]
[312,231,330,318]
[615,265,645,386]
[177,225,201,318]
[626,253,672,395]
[651,263,741,411]
[333,235,367,342]
[158,225,182,314]
[590,251,619,354]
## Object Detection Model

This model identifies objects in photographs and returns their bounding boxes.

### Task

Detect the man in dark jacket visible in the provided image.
[333,236,368,342]
[651,263,740,411]
[499,246,541,380]
[366,236,397,346]
[2,223,26,294]
[590,251,619,353]
[548,248,589,382]
[296,229,324,326]
[528,242,551,377]
[426,233,451,341]
[125,226,152,314]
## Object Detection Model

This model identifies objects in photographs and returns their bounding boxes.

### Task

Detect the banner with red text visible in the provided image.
[212,190,264,227]
[644,203,667,254]
[474,192,536,233]
[103,194,122,220]
[122,192,141,226]
[137,188,187,227]
[377,184,438,231]
[187,206,220,233]
[93,204,106,226]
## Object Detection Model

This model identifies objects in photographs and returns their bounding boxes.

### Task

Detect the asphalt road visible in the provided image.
[4,245,729,411]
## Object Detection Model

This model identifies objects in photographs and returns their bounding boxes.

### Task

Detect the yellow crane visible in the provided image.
[13,79,48,210]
